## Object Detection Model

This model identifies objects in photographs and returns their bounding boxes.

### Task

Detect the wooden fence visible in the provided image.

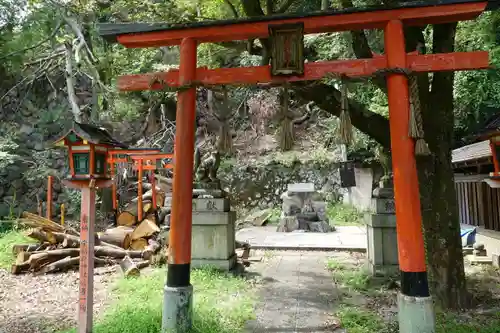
[454,174,500,231]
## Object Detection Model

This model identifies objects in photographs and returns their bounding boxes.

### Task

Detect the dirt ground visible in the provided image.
[1,250,499,333]
[0,266,118,333]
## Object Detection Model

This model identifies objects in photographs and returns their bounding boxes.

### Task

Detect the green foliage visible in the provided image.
[454,11,500,142]
[436,311,500,333]
[326,203,364,226]
[337,306,386,333]
[327,259,371,291]
[0,228,30,269]
[59,267,256,333]
[267,207,281,225]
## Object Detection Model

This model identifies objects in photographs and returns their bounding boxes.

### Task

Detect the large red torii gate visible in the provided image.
[99,1,492,332]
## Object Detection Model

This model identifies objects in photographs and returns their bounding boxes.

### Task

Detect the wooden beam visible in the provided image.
[115,2,486,47]
[118,51,490,92]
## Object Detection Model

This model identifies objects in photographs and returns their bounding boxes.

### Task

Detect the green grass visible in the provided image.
[0,229,30,269]
[326,203,364,226]
[326,259,371,291]
[267,208,281,225]
[337,306,388,333]
[330,260,500,333]
[435,311,500,333]
[60,267,257,333]
[338,305,500,333]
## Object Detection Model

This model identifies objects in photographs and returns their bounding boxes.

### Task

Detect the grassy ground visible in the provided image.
[61,267,257,333]
[0,228,30,269]
[326,203,364,226]
[327,256,500,333]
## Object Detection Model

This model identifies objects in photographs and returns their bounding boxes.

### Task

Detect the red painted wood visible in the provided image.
[385,20,426,272]
[117,51,489,91]
[129,153,174,160]
[170,38,197,265]
[78,187,95,333]
[116,2,486,47]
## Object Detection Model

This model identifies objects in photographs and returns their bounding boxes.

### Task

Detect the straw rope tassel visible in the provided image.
[279,85,294,151]
[339,80,353,146]
[408,76,431,156]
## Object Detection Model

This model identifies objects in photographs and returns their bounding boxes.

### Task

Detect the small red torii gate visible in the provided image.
[98,1,492,332]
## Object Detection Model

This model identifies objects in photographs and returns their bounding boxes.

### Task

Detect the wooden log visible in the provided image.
[26,228,80,246]
[117,200,153,226]
[19,248,81,266]
[37,256,114,275]
[12,244,44,255]
[11,262,31,275]
[16,251,31,264]
[131,219,160,241]
[119,256,140,277]
[136,260,150,270]
[129,238,148,250]
[98,227,133,249]
[145,239,161,254]
[20,246,146,262]
[20,212,79,236]
[131,189,166,205]
[158,207,170,225]
[141,239,161,261]
[154,174,173,192]
[116,211,136,227]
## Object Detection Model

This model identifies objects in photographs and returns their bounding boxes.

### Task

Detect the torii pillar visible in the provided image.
[162,37,197,332]
[385,20,433,332]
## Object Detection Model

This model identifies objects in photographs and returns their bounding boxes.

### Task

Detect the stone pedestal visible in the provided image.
[191,198,236,270]
[365,184,399,276]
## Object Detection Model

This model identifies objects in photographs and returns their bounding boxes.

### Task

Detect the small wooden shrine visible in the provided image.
[53,122,127,180]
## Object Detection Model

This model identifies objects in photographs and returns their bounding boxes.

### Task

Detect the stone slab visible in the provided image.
[191,254,237,271]
[365,213,396,228]
[366,262,400,276]
[493,253,500,268]
[192,198,230,212]
[372,187,394,199]
[465,254,493,265]
[287,183,315,193]
[371,198,395,214]
[192,211,236,225]
[192,223,235,260]
[236,226,366,252]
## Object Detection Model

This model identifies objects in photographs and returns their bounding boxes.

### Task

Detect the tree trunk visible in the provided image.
[417,22,467,309]
[100,188,114,213]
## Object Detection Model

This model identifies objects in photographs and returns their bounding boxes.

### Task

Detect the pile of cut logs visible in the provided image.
[11,209,167,277]
[117,176,171,228]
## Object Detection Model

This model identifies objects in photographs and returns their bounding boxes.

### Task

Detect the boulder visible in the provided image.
[281,191,303,216]
[308,220,333,233]
[276,216,299,232]
[312,201,328,220]
[244,209,272,227]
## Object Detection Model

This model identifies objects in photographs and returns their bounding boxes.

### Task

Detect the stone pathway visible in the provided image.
[236,226,366,252]
[245,251,346,333]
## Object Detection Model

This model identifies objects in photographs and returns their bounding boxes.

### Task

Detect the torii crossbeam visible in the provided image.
[98,1,494,332]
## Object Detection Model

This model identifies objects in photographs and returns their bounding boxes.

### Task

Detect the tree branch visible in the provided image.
[294,83,391,148]
[64,43,82,122]
[223,0,239,17]
[277,0,297,13]
[266,0,274,14]
[240,0,266,17]
[0,21,63,61]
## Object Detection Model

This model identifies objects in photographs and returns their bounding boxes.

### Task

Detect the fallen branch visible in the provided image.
[37,256,114,275]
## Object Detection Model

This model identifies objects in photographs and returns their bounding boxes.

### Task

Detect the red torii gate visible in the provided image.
[99,1,492,331]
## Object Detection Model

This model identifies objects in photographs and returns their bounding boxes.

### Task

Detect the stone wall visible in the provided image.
[218,154,343,210]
